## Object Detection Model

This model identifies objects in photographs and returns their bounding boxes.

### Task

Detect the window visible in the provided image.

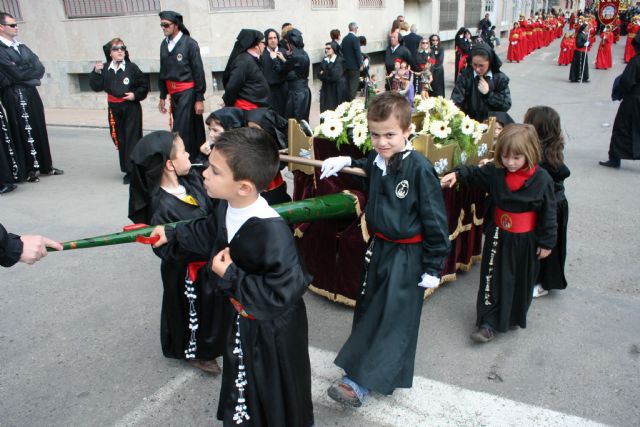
[464,0,483,28]
[484,0,494,13]
[0,0,22,21]
[63,0,160,19]
[439,0,458,31]
[358,0,384,8]
[311,0,337,8]
[209,0,275,11]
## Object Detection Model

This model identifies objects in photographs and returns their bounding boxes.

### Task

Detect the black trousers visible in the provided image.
[108,101,143,174]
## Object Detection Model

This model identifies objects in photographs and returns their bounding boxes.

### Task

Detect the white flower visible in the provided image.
[446,99,460,115]
[429,120,452,139]
[434,158,448,175]
[353,112,368,125]
[313,124,323,136]
[472,123,490,142]
[349,99,365,113]
[352,124,368,147]
[319,110,339,120]
[416,97,436,113]
[477,123,489,133]
[334,102,350,117]
[477,143,488,157]
[461,116,475,136]
[320,117,344,139]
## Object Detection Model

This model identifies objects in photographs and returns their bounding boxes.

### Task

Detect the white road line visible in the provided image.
[112,347,607,427]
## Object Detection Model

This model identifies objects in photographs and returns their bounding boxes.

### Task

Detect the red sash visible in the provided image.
[229,297,256,320]
[575,47,587,52]
[375,232,422,244]
[494,207,537,233]
[107,94,126,103]
[234,98,259,111]
[166,80,195,95]
[266,172,284,191]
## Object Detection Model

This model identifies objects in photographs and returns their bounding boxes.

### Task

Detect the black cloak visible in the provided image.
[207,107,245,131]
[223,29,264,86]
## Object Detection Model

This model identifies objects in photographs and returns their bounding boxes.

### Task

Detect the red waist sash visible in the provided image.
[375,232,422,244]
[166,80,195,95]
[107,94,126,103]
[266,172,284,191]
[575,47,587,52]
[229,297,256,320]
[494,207,537,233]
[234,98,259,110]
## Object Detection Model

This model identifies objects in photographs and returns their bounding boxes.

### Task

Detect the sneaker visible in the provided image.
[189,359,221,375]
[327,382,363,407]
[470,327,495,343]
[532,284,549,298]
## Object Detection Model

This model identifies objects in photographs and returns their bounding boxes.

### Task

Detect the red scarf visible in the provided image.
[505,165,536,191]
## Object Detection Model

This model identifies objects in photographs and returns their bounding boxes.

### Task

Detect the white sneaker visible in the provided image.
[532,284,549,298]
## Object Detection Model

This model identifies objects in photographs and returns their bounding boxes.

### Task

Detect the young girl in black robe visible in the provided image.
[150,128,314,426]
[524,106,570,297]
[129,131,226,374]
[441,124,557,343]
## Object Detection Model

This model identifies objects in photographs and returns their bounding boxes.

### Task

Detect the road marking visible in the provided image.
[113,347,606,427]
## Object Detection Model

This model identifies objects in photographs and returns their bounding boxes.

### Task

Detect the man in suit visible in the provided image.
[402,25,423,62]
[341,22,363,101]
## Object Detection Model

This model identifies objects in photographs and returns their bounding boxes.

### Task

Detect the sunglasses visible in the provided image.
[2,23,17,28]
[160,23,174,28]
[111,45,126,51]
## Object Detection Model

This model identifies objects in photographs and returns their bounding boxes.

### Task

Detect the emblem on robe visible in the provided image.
[123,77,130,85]
[500,213,512,230]
[395,180,409,199]
[177,53,183,61]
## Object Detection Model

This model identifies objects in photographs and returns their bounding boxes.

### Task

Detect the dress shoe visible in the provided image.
[26,171,40,182]
[0,183,17,194]
[470,326,495,343]
[598,160,620,169]
[45,167,64,176]
[122,174,131,185]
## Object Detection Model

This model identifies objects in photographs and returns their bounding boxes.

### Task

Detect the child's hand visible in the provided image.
[478,158,493,166]
[537,247,552,259]
[212,247,233,278]
[320,156,351,179]
[440,172,457,188]
[150,226,167,248]
[200,141,212,155]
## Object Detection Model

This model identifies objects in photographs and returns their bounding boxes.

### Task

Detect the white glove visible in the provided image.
[320,156,351,179]
[418,273,440,289]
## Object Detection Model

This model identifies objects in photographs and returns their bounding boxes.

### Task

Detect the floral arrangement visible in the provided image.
[314,99,373,153]
[414,96,489,167]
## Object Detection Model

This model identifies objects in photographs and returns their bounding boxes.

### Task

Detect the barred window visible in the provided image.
[439,0,458,31]
[311,0,337,8]
[209,0,275,11]
[63,0,160,19]
[358,0,384,8]
[464,0,483,28]
[0,0,23,21]
[484,0,495,13]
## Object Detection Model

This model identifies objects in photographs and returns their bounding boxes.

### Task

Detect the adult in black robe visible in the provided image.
[455,163,557,332]
[384,31,412,89]
[451,44,512,122]
[600,34,640,168]
[319,41,347,112]
[0,25,62,181]
[129,131,227,365]
[222,29,270,110]
[428,34,446,97]
[454,28,472,82]
[569,25,590,82]
[0,99,21,193]
[158,11,206,159]
[90,39,149,183]
[262,29,288,117]
[157,200,314,427]
[282,29,312,122]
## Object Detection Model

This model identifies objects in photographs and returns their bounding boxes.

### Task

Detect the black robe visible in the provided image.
[283,47,311,122]
[90,61,149,174]
[222,52,270,108]
[150,172,228,360]
[538,162,570,291]
[319,56,346,112]
[0,42,53,174]
[261,48,288,117]
[334,150,450,395]
[569,31,590,82]
[608,53,640,159]
[429,46,445,97]
[0,223,22,267]
[0,100,22,184]
[159,34,206,158]
[456,164,557,332]
[159,201,314,426]
[454,36,471,82]
[451,68,512,122]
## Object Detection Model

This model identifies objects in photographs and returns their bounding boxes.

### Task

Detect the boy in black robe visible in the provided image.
[151,128,314,426]
[320,92,450,406]
[129,131,226,374]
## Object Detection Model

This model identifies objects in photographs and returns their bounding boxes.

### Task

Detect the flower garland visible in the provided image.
[314,100,373,153]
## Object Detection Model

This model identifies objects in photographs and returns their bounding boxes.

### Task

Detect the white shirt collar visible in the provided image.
[373,140,414,176]
[390,44,399,53]
[324,54,337,63]
[473,70,493,79]
[226,196,279,242]
[108,60,126,72]
[167,31,183,52]
[0,35,18,48]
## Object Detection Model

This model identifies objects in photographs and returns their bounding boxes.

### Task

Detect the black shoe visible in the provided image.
[0,183,17,194]
[599,160,620,169]
[26,171,40,183]
[45,167,64,176]
[123,174,131,185]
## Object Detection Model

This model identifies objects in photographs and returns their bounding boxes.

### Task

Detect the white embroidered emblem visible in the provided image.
[123,77,130,85]
[177,53,183,61]
[395,180,409,199]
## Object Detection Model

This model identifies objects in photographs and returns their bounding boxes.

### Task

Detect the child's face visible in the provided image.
[501,151,526,172]
[171,137,191,176]
[494,122,504,139]
[369,116,411,162]
[394,61,400,70]
[207,120,225,143]
[203,148,241,200]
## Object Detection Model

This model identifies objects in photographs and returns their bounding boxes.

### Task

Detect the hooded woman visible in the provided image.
[90,38,149,184]
[222,29,270,110]
[282,29,312,122]
[319,40,347,112]
[451,43,512,122]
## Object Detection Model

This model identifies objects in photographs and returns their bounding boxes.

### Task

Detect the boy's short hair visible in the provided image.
[169,132,182,159]
[493,123,540,169]
[366,91,411,130]
[213,127,279,191]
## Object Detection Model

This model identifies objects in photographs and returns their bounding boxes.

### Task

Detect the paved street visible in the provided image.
[1,36,639,427]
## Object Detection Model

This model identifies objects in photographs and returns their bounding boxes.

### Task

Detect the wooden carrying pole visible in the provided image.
[279,154,367,177]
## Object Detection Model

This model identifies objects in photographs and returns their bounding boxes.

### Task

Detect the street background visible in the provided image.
[1,38,639,426]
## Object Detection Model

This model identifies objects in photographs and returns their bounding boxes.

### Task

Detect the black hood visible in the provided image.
[223,29,265,86]
[285,29,304,49]
[159,10,190,36]
[470,43,502,73]
[208,107,245,131]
